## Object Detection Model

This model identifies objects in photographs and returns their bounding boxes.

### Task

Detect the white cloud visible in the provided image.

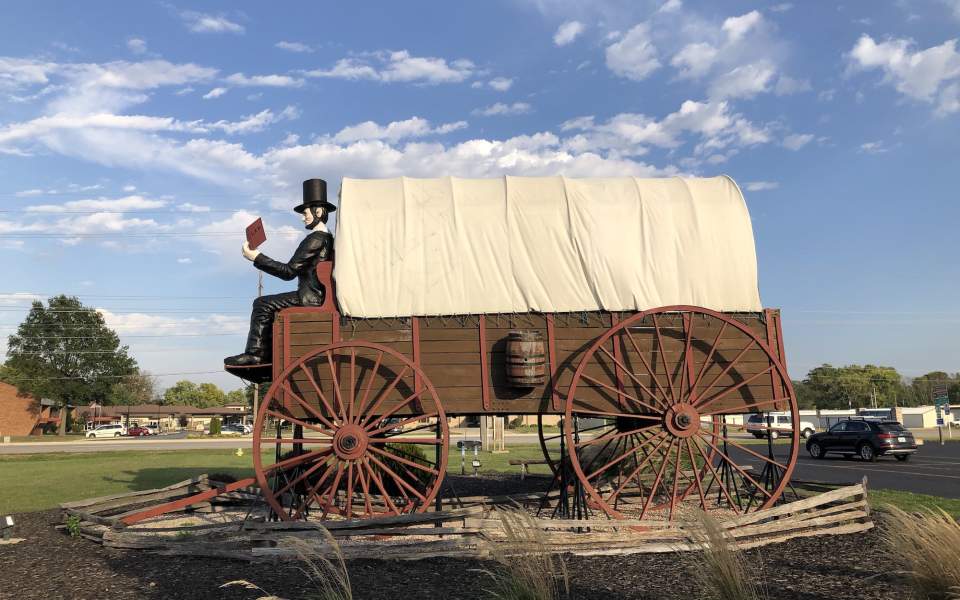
[178,11,244,34]
[307,50,476,84]
[744,181,779,191]
[178,203,211,212]
[488,77,514,91]
[202,87,227,99]
[15,189,45,197]
[123,185,137,192]
[208,106,300,135]
[942,0,960,20]
[859,140,889,154]
[553,21,585,46]
[0,292,44,306]
[560,99,772,159]
[708,61,777,99]
[846,34,960,115]
[275,41,313,53]
[770,3,793,12]
[605,23,661,81]
[722,11,763,43]
[126,38,147,55]
[671,43,719,79]
[658,0,682,13]
[96,308,246,336]
[329,117,468,144]
[225,73,304,88]
[782,133,814,150]
[25,195,166,213]
[774,74,812,95]
[176,257,192,264]
[472,102,532,116]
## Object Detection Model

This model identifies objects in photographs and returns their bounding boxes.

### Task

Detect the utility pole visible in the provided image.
[251,271,263,429]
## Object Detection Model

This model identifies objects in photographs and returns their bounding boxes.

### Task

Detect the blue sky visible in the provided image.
[1,0,959,391]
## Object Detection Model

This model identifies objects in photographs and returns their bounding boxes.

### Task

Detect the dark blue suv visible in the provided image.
[806,418,918,462]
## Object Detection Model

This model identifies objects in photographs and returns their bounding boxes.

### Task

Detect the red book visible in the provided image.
[245,218,266,250]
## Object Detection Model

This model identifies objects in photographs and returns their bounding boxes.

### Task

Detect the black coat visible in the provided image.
[253,231,333,306]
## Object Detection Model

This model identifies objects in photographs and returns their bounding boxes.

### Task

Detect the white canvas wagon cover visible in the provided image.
[333,176,761,318]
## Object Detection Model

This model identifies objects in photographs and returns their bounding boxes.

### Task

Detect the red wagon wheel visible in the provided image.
[253,341,449,521]
[564,306,798,520]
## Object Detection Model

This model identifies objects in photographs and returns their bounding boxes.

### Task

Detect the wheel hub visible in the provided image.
[663,403,700,439]
[332,424,368,460]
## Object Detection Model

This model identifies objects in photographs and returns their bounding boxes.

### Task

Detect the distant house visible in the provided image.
[75,403,250,432]
[0,381,65,436]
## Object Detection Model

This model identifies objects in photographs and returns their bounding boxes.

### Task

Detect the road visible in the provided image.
[3,432,957,500]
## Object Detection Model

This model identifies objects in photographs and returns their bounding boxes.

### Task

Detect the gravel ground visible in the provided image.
[1,474,911,600]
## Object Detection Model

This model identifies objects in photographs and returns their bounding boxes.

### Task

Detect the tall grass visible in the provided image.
[221,526,352,600]
[482,508,569,600]
[685,510,765,600]
[880,505,960,599]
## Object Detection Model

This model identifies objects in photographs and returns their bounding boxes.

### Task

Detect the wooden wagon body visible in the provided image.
[243,176,800,524]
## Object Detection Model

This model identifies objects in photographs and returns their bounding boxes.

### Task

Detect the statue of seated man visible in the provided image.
[224,178,336,367]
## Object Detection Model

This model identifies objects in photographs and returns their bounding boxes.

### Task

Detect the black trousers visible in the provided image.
[245,292,301,358]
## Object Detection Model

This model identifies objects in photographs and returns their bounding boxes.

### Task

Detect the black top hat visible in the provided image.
[294,178,337,214]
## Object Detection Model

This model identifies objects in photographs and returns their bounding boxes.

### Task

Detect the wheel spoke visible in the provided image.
[669,439,683,520]
[622,327,671,409]
[263,448,332,474]
[699,426,792,470]
[638,438,677,519]
[369,437,441,445]
[318,462,346,520]
[292,459,338,519]
[368,445,439,476]
[583,357,664,414]
[685,438,708,510]
[695,365,775,412]
[694,339,757,406]
[695,432,772,498]
[367,454,428,503]
[605,434,671,504]
[273,459,328,499]
[577,422,660,448]
[325,351,349,422]
[651,314,677,405]
[359,366,410,426]
[689,436,740,513]
[295,366,338,428]
[364,461,400,514]
[367,388,427,427]
[354,351,385,424]
[689,321,727,403]
[345,463,355,519]
[366,412,439,437]
[586,429,667,481]
[702,396,794,416]
[357,461,374,517]
[679,314,695,403]
[264,409,333,437]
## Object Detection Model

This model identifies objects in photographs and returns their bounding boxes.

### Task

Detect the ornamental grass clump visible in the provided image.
[221,525,352,600]
[685,510,765,600]
[482,508,569,600]
[880,505,960,599]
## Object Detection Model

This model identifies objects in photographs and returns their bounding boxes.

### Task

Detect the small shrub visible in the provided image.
[65,515,82,538]
[209,417,221,435]
[685,510,765,600]
[508,416,525,429]
[880,504,960,599]
[481,508,569,600]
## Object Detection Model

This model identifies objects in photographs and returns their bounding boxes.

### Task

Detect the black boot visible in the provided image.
[224,353,263,367]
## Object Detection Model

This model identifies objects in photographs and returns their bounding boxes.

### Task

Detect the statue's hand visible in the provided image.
[242,241,261,262]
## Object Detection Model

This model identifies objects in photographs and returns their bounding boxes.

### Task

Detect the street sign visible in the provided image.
[937,417,945,426]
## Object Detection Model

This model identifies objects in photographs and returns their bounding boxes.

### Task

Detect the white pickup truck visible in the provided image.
[745,413,817,439]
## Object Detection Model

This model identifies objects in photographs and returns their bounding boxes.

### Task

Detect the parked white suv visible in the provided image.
[745,413,817,439]
[86,424,127,438]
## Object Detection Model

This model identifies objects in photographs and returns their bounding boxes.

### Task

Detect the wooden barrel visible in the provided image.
[505,330,546,387]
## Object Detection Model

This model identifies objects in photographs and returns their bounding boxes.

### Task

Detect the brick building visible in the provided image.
[75,403,250,432]
[0,381,64,436]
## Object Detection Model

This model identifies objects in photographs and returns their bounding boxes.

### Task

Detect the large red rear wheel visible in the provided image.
[564,307,798,520]
[253,341,448,521]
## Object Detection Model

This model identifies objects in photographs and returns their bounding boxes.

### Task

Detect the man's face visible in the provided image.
[300,208,312,227]
[301,206,325,229]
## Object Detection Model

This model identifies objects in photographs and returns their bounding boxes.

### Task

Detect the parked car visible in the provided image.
[127,425,152,436]
[806,418,917,462]
[86,424,127,438]
[745,413,817,439]
[145,424,160,435]
[220,424,245,436]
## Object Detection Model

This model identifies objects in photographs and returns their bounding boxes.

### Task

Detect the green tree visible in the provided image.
[801,364,903,410]
[225,389,246,406]
[905,371,959,406]
[109,371,157,406]
[2,295,137,435]
[163,380,228,408]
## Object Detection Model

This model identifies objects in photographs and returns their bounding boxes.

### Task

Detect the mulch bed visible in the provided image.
[1,474,910,600]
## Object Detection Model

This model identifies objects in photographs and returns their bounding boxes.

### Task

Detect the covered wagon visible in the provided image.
[236,175,798,522]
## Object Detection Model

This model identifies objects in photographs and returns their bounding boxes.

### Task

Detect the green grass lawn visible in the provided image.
[3,444,959,519]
